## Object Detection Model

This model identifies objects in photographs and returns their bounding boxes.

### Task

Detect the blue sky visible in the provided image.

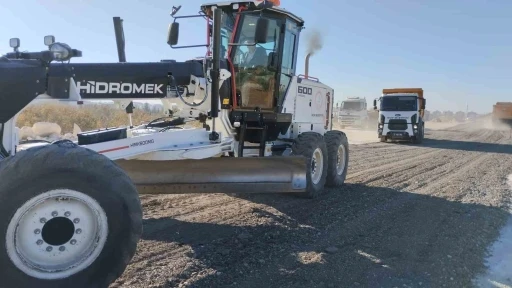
[1,0,510,113]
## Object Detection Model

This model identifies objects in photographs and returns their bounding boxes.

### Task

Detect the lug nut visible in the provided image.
[46,246,53,252]
[51,211,58,217]
[64,211,71,217]
[34,229,41,234]
[73,218,80,224]
[59,246,66,252]
[36,240,43,245]
[76,229,82,234]
[40,218,46,223]
[70,239,77,245]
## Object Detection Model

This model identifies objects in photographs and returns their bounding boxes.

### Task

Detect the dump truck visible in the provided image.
[0,1,350,287]
[337,97,369,129]
[373,88,426,144]
[492,102,512,127]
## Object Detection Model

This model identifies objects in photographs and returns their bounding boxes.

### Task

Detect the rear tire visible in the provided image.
[291,132,328,198]
[324,130,349,187]
[0,141,142,288]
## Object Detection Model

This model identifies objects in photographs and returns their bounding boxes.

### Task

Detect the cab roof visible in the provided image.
[200,1,304,26]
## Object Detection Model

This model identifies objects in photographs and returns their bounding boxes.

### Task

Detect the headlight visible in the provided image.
[378,124,383,129]
[413,125,418,129]
[49,43,72,61]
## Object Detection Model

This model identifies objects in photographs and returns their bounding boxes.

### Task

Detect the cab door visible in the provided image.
[276,19,299,112]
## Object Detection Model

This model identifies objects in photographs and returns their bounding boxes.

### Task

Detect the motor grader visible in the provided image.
[0,1,349,287]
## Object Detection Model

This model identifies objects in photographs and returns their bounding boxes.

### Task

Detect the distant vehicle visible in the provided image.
[337,97,369,129]
[492,102,512,127]
[373,88,426,144]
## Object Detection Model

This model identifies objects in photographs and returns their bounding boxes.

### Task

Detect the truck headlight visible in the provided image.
[49,42,72,61]
[378,124,383,129]
[413,124,418,129]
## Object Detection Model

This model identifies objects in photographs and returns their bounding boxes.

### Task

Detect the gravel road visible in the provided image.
[110,119,512,288]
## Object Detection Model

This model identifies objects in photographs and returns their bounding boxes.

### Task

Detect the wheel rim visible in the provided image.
[336,144,347,175]
[6,189,108,280]
[310,148,324,185]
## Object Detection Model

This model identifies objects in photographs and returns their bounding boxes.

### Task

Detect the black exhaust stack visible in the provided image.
[113,17,127,62]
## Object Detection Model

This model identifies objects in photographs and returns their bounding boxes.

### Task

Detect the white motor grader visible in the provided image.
[0,1,349,287]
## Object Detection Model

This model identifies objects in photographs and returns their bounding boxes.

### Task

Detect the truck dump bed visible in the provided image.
[382,88,424,99]
[493,102,512,120]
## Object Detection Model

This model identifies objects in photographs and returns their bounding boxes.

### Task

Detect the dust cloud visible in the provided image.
[332,123,378,145]
[460,115,512,132]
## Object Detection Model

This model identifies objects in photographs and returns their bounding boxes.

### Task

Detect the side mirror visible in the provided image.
[421,99,426,110]
[9,38,20,49]
[167,22,179,46]
[254,18,269,44]
[170,5,182,17]
[373,99,377,109]
[44,35,55,46]
[267,52,278,71]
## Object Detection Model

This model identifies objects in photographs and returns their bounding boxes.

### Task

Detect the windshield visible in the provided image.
[231,14,279,67]
[228,13,281,109]
[220,12,235,58]
[380,96,417,111]
[342,101,364,111]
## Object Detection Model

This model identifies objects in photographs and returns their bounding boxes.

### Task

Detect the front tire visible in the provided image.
[291,132,328,198]
[412,122,424,144]
[0,141,142,288]
[324,130,349,187]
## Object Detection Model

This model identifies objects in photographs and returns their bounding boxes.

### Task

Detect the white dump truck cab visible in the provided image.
[373,88,426,144]
[337,97,368,129]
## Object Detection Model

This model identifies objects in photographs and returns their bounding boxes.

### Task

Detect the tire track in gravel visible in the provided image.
[348,145,433,173]
[347,149,439,181]
[111,120,512,288]
[400,151,486,191]
[379,150,486,191]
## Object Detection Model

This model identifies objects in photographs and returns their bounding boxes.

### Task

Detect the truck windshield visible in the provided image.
[380,96,417,111]
[342,102,364,111]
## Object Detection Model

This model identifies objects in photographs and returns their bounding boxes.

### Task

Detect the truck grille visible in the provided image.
[388,119,407,130]
[339,116,359,120]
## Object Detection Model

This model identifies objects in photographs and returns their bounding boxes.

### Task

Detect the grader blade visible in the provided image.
[115,156,308,194]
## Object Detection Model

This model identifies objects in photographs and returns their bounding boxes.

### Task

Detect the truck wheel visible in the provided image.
[412,123,424,144]
[379,136,387,142]
[324,130,349,187]
[413,134,423,144]
[292,132,328,198]
[0,141,142,288]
